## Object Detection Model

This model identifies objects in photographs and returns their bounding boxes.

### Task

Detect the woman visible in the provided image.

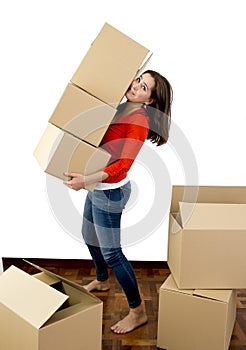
[64,70,173,334]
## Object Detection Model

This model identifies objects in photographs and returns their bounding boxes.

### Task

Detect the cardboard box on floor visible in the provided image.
[48,83,117,147]
[0,261,103,350]
[167,185,246,289]
[71,22,152,107]
[33,123,111,191]
[157,274,236,350]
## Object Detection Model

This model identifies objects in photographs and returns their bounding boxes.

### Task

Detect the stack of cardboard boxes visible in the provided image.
[33,22,151,191]
[157,185,246,350]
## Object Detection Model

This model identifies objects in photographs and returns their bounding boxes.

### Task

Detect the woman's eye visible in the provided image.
[136,77,140,82]
[141,85,146,91]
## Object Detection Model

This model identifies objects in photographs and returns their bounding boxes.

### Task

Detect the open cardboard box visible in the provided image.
[33,123,111,191]
[167,185,246,289]
[157,274,236,350]
[0,260,103,350]
[48,83,117,147]
[71,22,152,107]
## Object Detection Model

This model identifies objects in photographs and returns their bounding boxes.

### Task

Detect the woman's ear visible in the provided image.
[145,98,155,106]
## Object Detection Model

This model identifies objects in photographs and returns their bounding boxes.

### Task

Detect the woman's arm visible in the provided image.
[63,113,148,190]
[63,171,109,191]
[103,114,149,182]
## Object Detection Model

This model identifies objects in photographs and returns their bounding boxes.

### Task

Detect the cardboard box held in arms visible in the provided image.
[33,123,111,191]
[48,83,117,147]
[71,22,152,108]
[157,275,236,350]
[167,185,246,289]
[34,22,152,189]
[0,261,103,350]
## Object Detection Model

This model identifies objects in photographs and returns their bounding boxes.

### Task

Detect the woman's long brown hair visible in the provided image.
[144,70,173,146]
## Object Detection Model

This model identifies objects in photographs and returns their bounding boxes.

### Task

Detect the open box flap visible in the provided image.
[24,260,101,302]
[179,202,246,229]
[34,271,60,285]
[0,265,68,329]
[170,185,246,213]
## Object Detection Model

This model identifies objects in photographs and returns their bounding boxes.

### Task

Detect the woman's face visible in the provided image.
[125,73,155,105]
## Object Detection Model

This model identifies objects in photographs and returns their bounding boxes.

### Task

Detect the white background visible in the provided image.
[1,0,245,261]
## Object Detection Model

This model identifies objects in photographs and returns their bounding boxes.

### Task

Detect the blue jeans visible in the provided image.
[82,181,142,308]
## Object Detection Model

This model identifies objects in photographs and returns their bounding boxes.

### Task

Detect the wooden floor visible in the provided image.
[2,258,246,350]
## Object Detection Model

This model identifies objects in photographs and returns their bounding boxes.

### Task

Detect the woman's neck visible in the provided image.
[112,101,143,122]
[121,101,143,115]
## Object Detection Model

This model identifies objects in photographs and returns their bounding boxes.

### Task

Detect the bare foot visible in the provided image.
[111,304,148,334]
[83,279,110,292]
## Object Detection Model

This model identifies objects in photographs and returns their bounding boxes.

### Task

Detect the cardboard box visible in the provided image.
[157,274,236,350]
[33,123,111,191]
[0,258,3,275]
[0,261,103,350]
[71,22,152,107]
[48,83,117,146]
[168,185,246,289]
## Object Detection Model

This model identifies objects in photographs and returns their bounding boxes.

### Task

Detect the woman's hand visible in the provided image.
[63,171,109,191]
[63,172,86,191]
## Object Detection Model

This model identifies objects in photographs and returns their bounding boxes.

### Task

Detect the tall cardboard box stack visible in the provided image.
[33,23,151,191]
[157,185,246,350]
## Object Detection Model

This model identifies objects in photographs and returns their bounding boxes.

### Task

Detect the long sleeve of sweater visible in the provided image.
[100,110,149,184]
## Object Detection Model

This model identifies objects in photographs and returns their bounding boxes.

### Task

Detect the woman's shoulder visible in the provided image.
[126,108,149,127]
[121,107,149,122]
